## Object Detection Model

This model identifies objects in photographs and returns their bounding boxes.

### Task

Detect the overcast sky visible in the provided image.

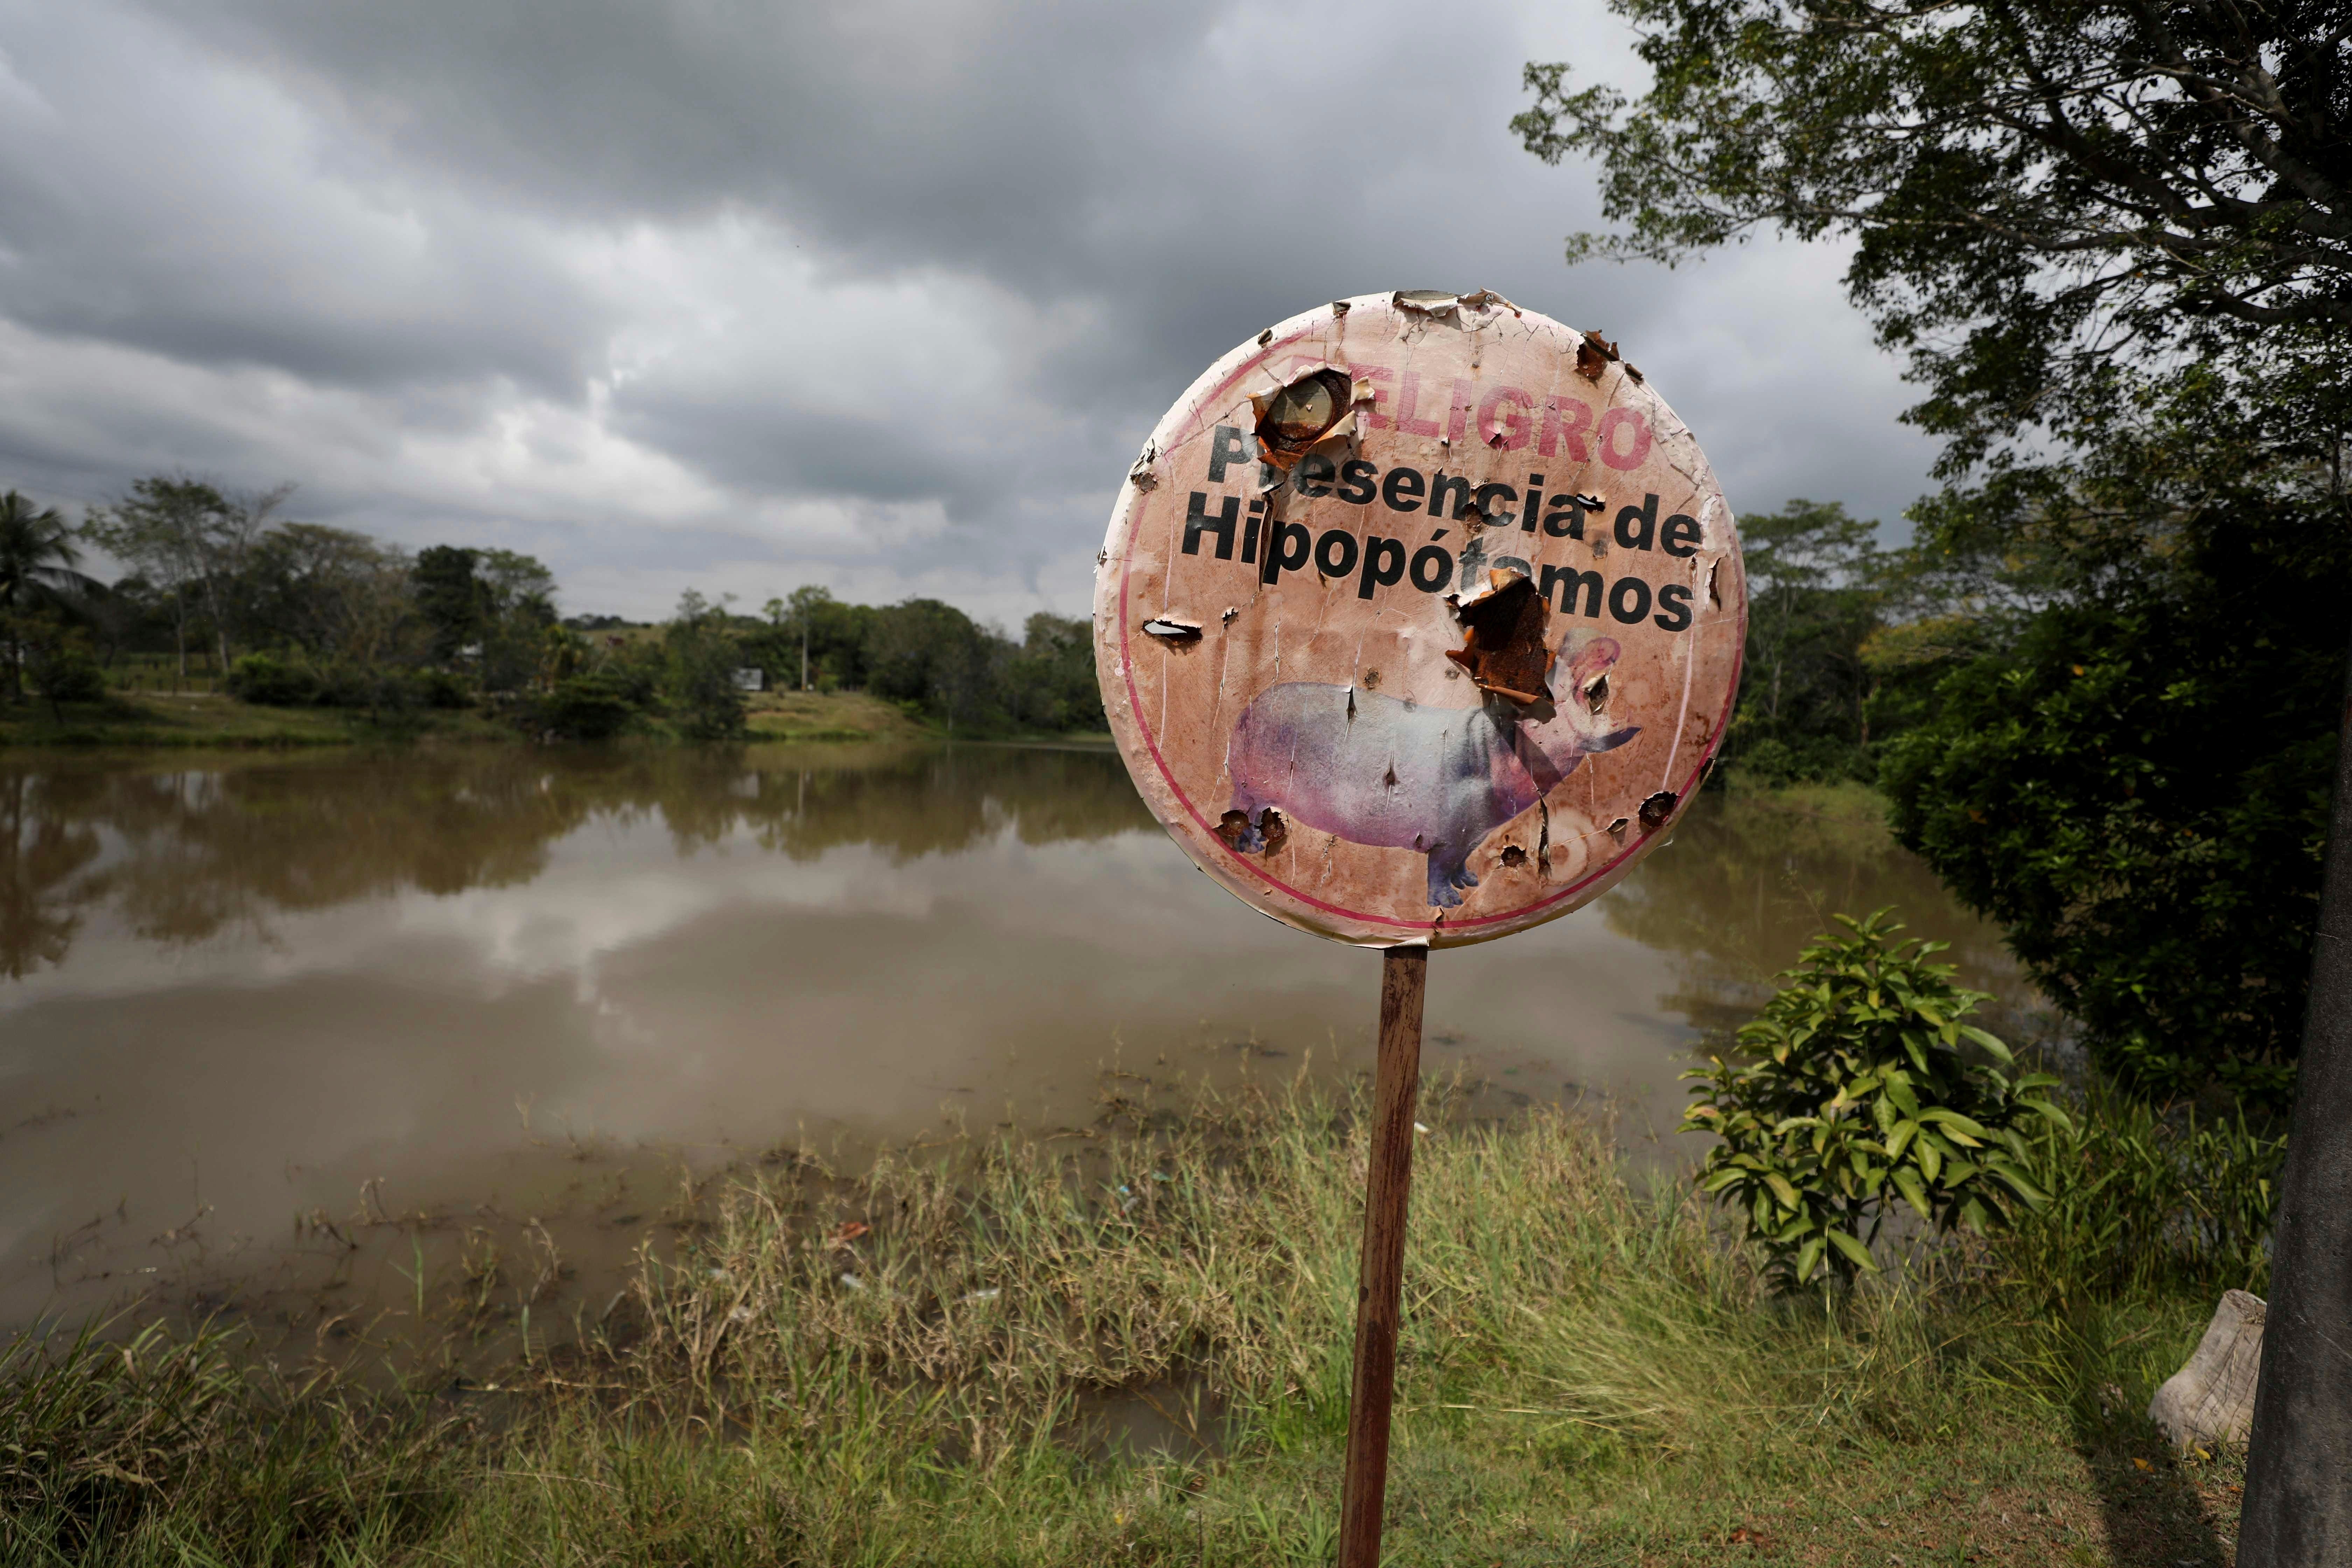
[0,0,1940,627]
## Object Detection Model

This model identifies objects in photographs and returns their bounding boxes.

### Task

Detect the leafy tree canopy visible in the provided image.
[1518,0,2352,1104]
[1514,0,2351,467]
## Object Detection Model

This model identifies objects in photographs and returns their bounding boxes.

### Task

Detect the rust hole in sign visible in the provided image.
[1394,289,1461,316]
[1256,808,1288,855]
[1606,816,1630,837]
[1575,330,1620,382]
[1215,807,1288,856]
[1254,369,1353,469]
[1142,617,1202,644]
[1583,672,1608,711]
[1638,791,1678,833]
[1444,569,1552,707]
[1499,845,1528,868]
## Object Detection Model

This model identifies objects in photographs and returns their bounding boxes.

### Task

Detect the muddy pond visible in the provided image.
[0,742,2033,1351]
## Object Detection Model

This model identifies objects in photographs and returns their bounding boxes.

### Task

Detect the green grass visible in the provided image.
[0,687,1055,750]
[739,688,936,743]
[0,692,518,749]
[1,1083,2256,1565]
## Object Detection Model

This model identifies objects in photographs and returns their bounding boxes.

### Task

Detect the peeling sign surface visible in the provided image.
[1094,291,1748,948]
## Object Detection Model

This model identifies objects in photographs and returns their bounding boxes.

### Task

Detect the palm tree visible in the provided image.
[0,489,100,702]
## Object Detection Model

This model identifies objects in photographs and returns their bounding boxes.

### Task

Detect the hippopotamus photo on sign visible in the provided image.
[1222,626,1638,908]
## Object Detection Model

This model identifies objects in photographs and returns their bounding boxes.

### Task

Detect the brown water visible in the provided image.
[0,743,2032,1347]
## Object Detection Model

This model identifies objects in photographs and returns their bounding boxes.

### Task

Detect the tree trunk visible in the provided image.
[2239,620,2352,1564]
[204,569,231,671]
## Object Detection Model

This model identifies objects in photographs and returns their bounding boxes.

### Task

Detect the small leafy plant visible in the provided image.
[1682,909,2068,1289]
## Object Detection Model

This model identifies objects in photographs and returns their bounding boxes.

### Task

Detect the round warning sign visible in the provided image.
[1095,290,1746,948]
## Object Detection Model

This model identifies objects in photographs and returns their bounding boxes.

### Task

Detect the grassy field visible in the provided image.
[739,688,936,742]
[1,1080,2253,1566]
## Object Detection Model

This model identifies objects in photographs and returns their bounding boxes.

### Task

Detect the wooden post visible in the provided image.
[1338,944,1428,1568]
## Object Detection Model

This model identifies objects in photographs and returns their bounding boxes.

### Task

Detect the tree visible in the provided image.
[471,548,557,693]
[764,585,836,692]
[1004,612,1105,734]
[0,490,98,702]
[1513,0,2351,472]
[242,524,416,666]
[863,598,1007,736]
[83,478,278,678]
[1729,500,1885,783]
[1517,0,2352,1098]
[413,545,483,663]
[1879,390,2349,1104]
[412,544,559,691]
[663,590,747,741]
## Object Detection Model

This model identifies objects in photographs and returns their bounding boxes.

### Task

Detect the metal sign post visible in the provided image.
[1094,290,1746,1557]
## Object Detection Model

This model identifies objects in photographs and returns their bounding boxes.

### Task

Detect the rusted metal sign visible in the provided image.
[1095,290,1747,947]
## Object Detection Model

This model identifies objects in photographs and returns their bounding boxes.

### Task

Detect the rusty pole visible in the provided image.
[2239,628,2352,1564]
[1338,944,1428,1568]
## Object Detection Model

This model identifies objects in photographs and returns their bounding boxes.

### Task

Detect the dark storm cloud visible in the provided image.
[0,0,1939,622]
[0,5,608,395]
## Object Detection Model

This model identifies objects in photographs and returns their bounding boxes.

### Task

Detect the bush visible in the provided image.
[418,668,472,709]
[1682,909,2068,1289]
[538,671,638,740]
[224,652,321,706]
[663,595,748,742]
[312,662,383,710]
[28,643,106,705]
[1882,589,2339,1108]
[1727,733,1877,789]
[1732,736,1802,787]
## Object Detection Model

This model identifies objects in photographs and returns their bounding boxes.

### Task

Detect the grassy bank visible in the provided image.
[0,688,946,749]
[738,688,938,743]
[2,1083,2250,1566]
[0,691,517,748]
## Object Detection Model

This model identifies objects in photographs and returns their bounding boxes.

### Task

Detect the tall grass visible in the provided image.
[1995,1089,2282,1306]
[1,1077,2273,1564]
[0,1318,469,1565]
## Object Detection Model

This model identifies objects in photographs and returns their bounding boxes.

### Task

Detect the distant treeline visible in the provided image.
[0,476,1102,739]
[730,586,1102,736]
[1715,497,1933,789]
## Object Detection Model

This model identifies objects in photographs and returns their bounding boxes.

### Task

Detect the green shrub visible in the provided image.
[1682,909,2068,1288]
[662,599,748,742]
[29,643,106,704]
[1877,416,2351,1111]
[418,668,472,709]
[538,671,638,740]
[311,662,384,710]
[224,652,321,706]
